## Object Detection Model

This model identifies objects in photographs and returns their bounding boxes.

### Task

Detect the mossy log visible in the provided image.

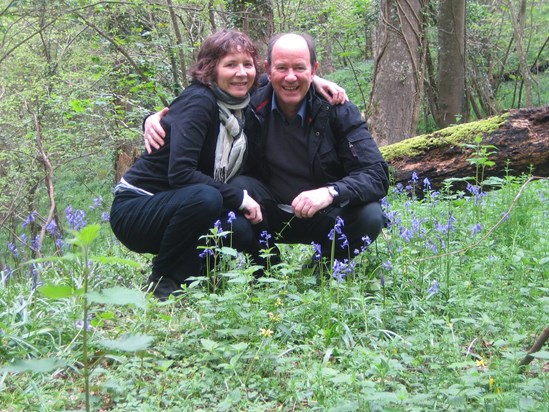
[380,106,549,188]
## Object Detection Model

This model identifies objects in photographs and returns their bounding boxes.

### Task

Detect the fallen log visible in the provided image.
[380,106,549,189]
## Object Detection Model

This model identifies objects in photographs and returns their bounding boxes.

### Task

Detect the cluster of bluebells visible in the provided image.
[328,216,349,250]
[332,259,357,283]
[2,196,112,284]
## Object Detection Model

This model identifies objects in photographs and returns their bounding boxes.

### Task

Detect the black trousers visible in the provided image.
[231,176,385,261]
[109,184,258,284]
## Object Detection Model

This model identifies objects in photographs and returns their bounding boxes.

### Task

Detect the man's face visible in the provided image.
[266,35,318,116]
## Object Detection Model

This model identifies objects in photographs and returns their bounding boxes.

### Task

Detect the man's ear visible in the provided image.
[264,60,271,80]
[312,61,319,76]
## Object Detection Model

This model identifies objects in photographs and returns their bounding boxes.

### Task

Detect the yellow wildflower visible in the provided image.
[259,328,273,337]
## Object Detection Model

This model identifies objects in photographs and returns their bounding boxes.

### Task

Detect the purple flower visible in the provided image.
[31,235,40,252]
[214,219,222,231]
[101,212,110,222]
[22,211,38,228]
[2,265,14,284]
[311,242,322,261]
[259,230,272,247]
[423,178,431,191]
[89,196,103,210]
[411,172,419,184]
[227,211,236,224]
[427,280,439,295]
[45,220,58,236]
[380,273,385,288]
[65,206,87,231]
[331,259,355,283]
[8,242,18,258]
[382,260,392,271]
[199,248,215,258]
[471,223,482,236]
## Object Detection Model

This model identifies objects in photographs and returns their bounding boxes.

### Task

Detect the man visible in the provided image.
[145,33,389,265]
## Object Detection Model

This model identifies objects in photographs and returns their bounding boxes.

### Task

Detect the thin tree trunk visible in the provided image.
[368,0,428,146]
[436,0,466,127]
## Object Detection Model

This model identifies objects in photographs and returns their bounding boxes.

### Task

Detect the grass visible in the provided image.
[1,173,548,411]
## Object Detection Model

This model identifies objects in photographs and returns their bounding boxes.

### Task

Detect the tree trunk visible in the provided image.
[381,106,549,189]
[368,0,428,146]
[436,0,466,127]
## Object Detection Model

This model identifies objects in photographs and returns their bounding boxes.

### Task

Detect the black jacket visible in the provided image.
[122,82,244,211]
[244,83,390,206]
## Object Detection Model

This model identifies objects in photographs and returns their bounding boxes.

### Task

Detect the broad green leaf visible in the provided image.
[99,334,153,352]
[38,284,74,299]
[529,350,549,360]
[201,338,219,352]
[1,358,68,373]
[87,286,147,309]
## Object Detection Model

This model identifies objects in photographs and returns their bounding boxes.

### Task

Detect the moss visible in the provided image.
[380,113,509,161]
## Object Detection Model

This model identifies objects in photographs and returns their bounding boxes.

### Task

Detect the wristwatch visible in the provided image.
[327,185,339,200]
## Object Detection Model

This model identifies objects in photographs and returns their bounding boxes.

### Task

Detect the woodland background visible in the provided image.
[0,2,548,410]
[0,0,548,249]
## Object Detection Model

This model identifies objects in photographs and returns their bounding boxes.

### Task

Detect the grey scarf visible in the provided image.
[212,86,250,182]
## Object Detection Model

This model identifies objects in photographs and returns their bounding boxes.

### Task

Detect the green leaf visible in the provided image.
[91,256,143,268]
[1,358,68,373]
[99,334,153,352]
[200,338,219,352]
[87,286,147,309]
[529,350,549,360]
[38,284,74,299]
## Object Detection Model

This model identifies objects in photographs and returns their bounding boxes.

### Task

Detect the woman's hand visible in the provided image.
[241,191,263,224]
[144,107,169,154]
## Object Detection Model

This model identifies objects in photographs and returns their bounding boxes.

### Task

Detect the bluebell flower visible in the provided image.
[423,177,431,191]
[3,265,14,283]
[259,230,272,247]
[382,260,392,271]
[214,219,222,231]
[227,211,236,224]
[89,195,103,210]
[339,233,349,249]
[311,242,322,261]
[427,280,439,295]
[199,248,215,258]
[31,235,40,251]
[380,273,385,288]
[8,242,18,258]
[101,212,110,222]
[22,211,38,228]
[65,206,87,231]
[45,220,58,236]
[471,223,482,236]
[21,233,28,245]
[411,172,419,184]
[393,183,404,194]
[331,259,355,283]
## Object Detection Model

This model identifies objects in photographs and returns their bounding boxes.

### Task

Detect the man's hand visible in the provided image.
[291,187,334,218]
[144,107,169,154]
[313,76,349,105]
[241,191,263,224]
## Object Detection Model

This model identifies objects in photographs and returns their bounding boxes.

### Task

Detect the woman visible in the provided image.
[110,29,263,300]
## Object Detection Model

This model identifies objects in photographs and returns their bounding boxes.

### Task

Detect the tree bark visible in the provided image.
[381,106,549,189]
[436,0,466,127]
[368,0,428,146]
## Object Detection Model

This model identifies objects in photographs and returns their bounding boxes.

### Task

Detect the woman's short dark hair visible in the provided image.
[190,29,260,87]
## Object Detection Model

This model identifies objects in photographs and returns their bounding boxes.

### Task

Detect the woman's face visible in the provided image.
[215,49,256,98]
